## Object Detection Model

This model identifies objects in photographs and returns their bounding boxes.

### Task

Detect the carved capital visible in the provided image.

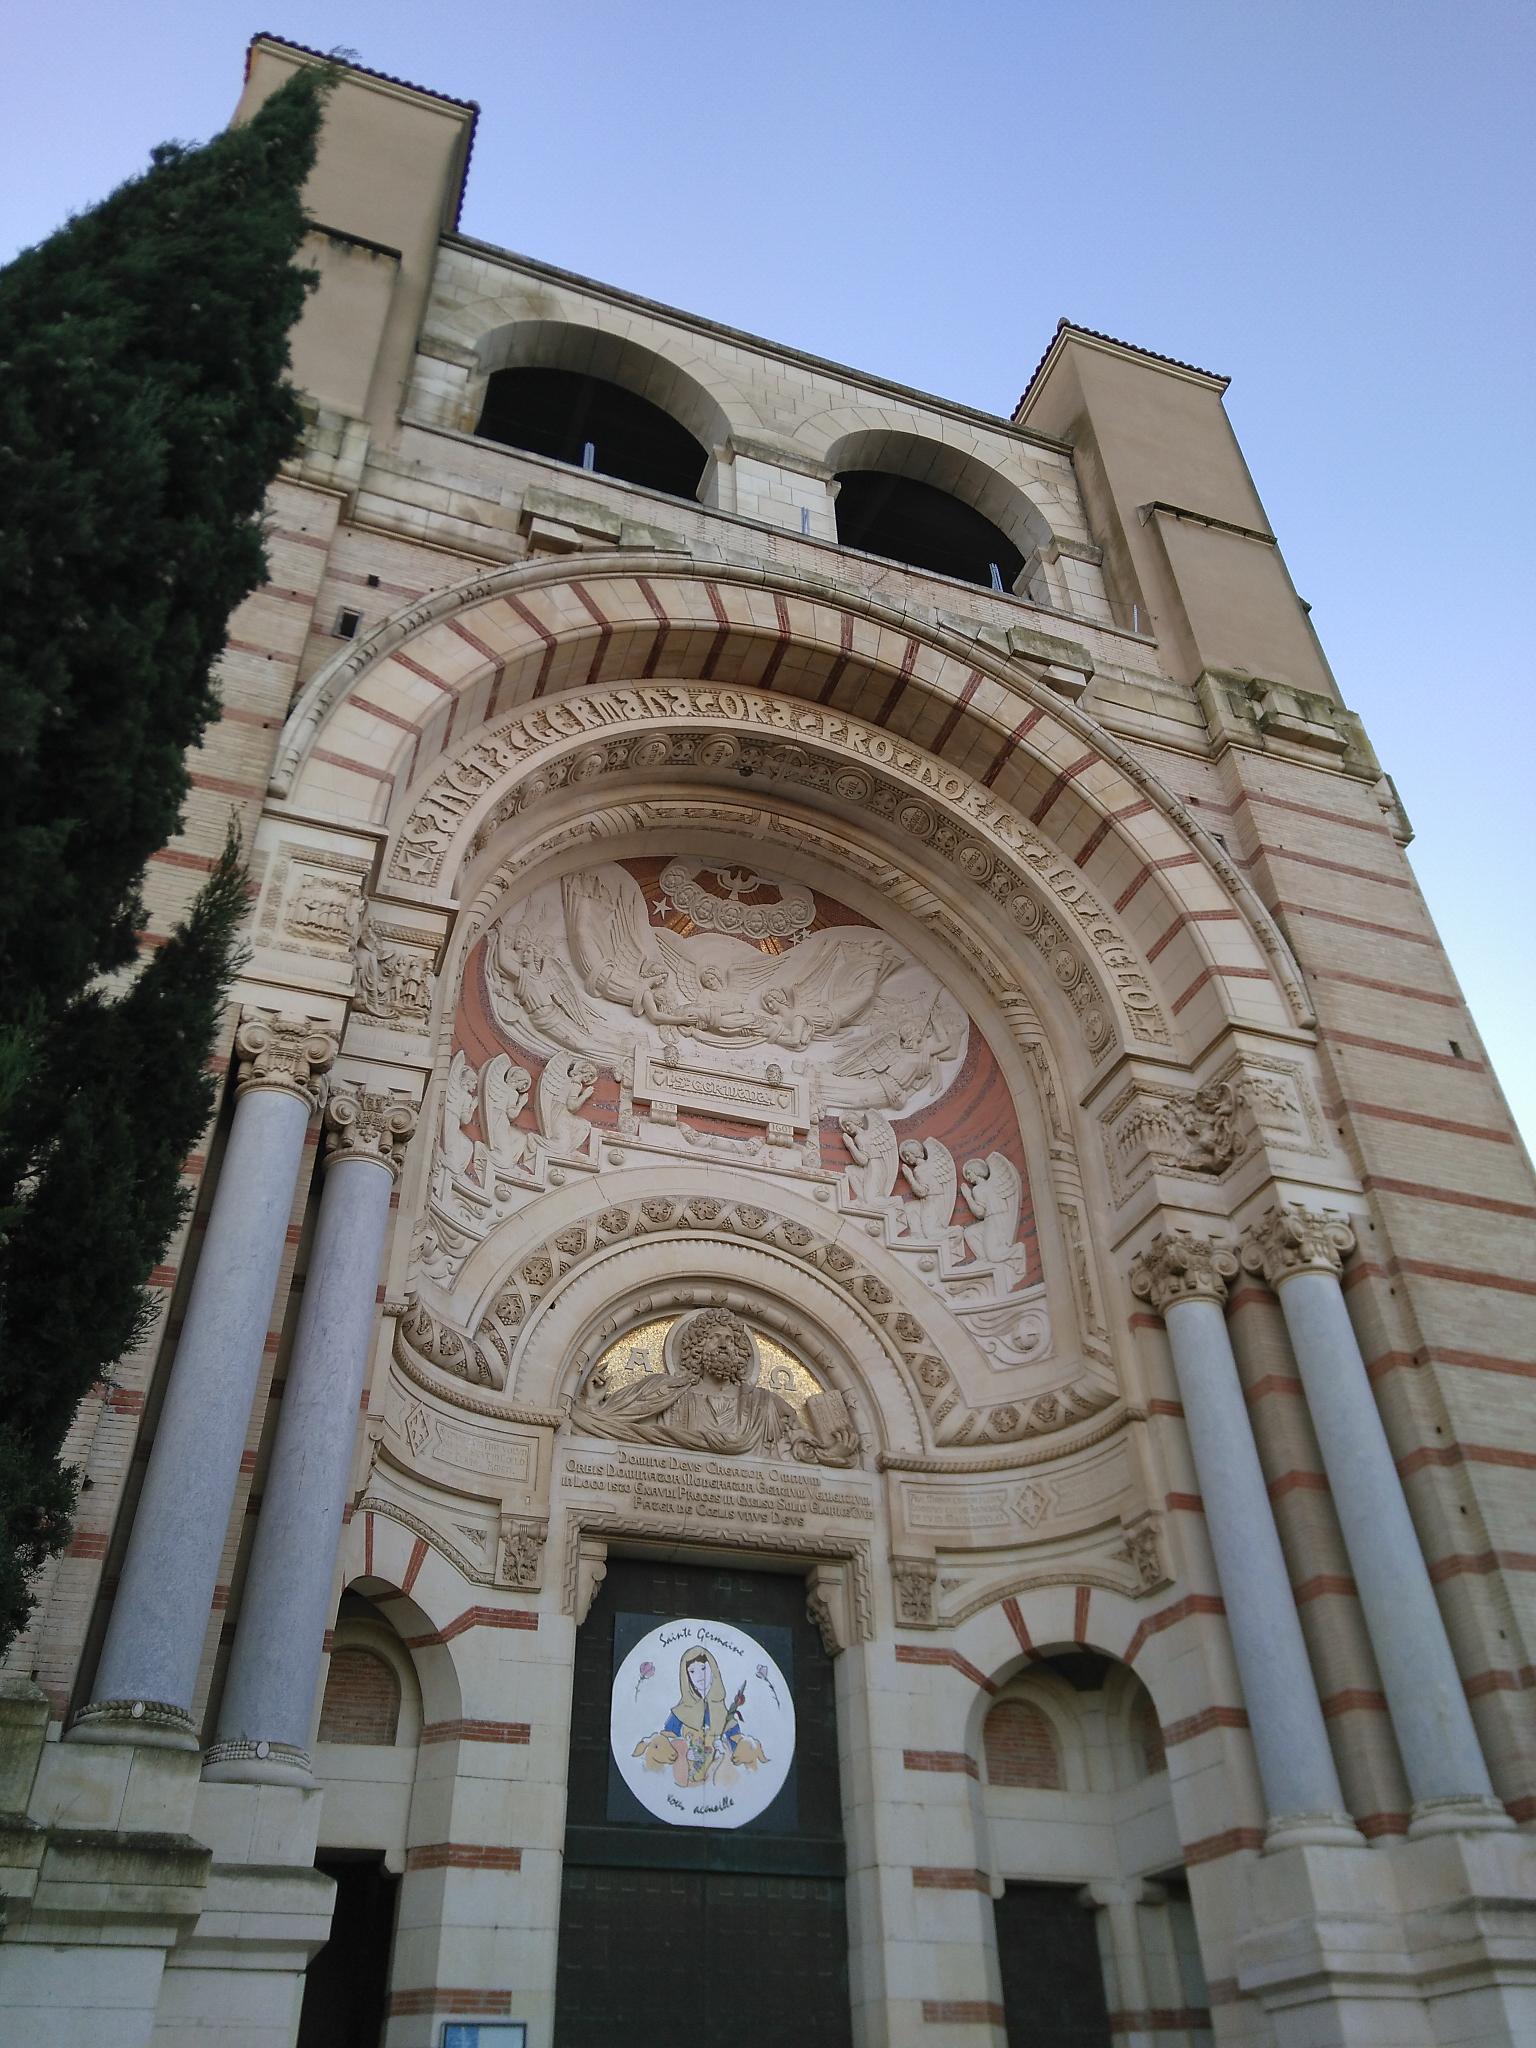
[323,1083,418,1177]
[1241,1204,1357,1288]
[234,1009,337,1109]
[1129,1229,1239,1314]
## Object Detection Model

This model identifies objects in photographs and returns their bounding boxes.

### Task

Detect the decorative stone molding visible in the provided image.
[1128,1230,1239,1314]
[1240,1205,1358,1288]
[323,1084,419,1177]
[393,690,1166,1060]
[573,1535,608,1625]
[806,1561,857,1656]
[399,1191,1120,1451]
[1099,1057,1323,1207]
[233,1009,337,1109]
[200,1735,310,1781]
[68,1695,198,1747]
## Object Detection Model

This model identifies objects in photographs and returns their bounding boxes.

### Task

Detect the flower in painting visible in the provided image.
[634,1657,656,1702]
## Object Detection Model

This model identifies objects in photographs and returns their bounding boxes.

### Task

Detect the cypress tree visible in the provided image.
[0,65,333,1652]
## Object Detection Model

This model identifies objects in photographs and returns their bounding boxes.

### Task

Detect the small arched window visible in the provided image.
[834,468,1026,590]
[316,1646,401,1746]
[476,366,708,500]
[983,1698,1062,1788]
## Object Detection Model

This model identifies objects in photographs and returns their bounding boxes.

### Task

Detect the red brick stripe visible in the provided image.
[1242,1372,1303,1405]
[1321,1688,1388,1720]
[1164,1492,1203,1514]
[1115,851,1198,914]
[404,1606,538,1647]
[1124,1592,1223,1665]
[1030,750,1098,827]
[405,1843,522,1871]
[981,706,1045,787]
[816,612,857,705]
[1183,1825,1265,1865]
[1311,967,1460,1008]
[312,747,392,783]
[895,1645,998,1693]
[448,618,500,665]
[1171,963,1271,1014]
[1357,1811,1412,1838]
[1146,1397,1184,1417]
[419,1719,531,1746]
[387,1989,513,2018]
[875,637,920,726]
[1108,2009,1211,2035]
[699,582,733,679]
[1363,1174,1534,1219]
[352,693,426,736]
[1145,906,1241,963]
[570,581,614,688]
[1398,1442,1536,1477]
[930,666,984,756]
[1328,1098,1514,1144]
[1324,1031,1484,1071]
[756,592,793,691]
[1161,1704,1248,1746]
[1076,796,1153,867]
[1268,1471,1328,1501]
[393,651,455,697]
[1247,789,1392,836]
[1251,842,1411,888]
[1429,1550,1536,1584]
[1073,1586,1092,1642]
[922,2001,1006,2025]
[902,1749,978,1777]
[912,1867,991,1891]
[1001,1596,1032,1655]
[504,594,559,697]
[402,1537,428,1595]
[1294,1574,1357,1604]
[189,770,264,799]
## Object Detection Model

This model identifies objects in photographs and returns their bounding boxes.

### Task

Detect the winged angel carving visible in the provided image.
[485,860,967,1122]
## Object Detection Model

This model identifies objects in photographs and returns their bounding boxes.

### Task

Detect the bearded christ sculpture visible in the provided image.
[572,1308,858,1467]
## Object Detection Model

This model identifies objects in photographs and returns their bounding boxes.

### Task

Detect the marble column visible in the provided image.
[74,1013,335,1747]
[1242,1205,1511,1837]
[1130,1232,1360,1850]
[205,1084,416,1784]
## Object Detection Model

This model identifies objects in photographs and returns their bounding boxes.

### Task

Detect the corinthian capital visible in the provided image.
[1129,1229,1239,1314]
[323,1084,418,1177]
[234,1010,338,1108]
[1241,1204,1357,1287]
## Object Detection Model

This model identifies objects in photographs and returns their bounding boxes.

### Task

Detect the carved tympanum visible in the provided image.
[1129,1230,1239,1314]
[1241,1204,1358,1287]
[570,1306,859,1467]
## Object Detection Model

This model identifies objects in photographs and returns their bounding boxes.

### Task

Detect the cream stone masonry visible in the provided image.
[3,35,1534,2048]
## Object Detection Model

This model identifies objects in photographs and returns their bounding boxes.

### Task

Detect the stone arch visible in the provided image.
[334,1541,467,1733]
[274,555,1309,1054]
[823,425,1056,580]
[393,1165,1119,1455]
[459,315,751,463]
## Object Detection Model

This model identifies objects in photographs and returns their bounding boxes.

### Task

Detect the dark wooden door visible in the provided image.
[555,1557,851,2047]
[297,1852,398,2048]
[995,1882,1113,2048]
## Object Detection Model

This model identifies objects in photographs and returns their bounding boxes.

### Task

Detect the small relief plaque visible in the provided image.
[610,1618,795,1831]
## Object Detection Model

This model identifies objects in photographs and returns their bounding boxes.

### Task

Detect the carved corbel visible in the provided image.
[1115,1513,1169,1595]
[574,1535,608,1625]
[498,1515,548,1591]
[890,1554,939,1629]
[806,1562,855,1657]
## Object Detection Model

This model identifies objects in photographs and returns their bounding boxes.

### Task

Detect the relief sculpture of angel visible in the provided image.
[960,1152,1023,1264]
[481,1053,535,1174]
[537,1051,598,1155]
[840,1110,900,1205]
[898,1136,958,1238]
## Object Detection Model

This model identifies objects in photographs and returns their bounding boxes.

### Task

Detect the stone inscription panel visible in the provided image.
[561,1445,875,1535]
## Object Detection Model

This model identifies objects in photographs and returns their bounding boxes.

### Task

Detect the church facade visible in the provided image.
[2,36,1533,2048]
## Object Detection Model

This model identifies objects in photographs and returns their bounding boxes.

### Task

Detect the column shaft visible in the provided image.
[206,1152,395,1780]
[82,1087,313,1733]
[1273,1266,1504,1827]
[1162,1295,1356,1842]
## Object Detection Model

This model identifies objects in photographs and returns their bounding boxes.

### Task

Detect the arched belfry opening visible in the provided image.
[476,364,709,500]
[834,465,1027,589]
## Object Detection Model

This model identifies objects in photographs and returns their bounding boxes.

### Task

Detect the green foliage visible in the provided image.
[0,68,331,1655]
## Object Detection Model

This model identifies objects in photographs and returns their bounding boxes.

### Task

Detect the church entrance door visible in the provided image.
[554,1556,851,2046]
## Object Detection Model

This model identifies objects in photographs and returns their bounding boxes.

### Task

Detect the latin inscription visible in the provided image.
[562,1447,873,1532]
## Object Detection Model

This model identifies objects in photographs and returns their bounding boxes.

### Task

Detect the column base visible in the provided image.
[1263,1810,1367,1853]
[1407,1792,1516,1839]
[201,1737,313,1787]
[67,1698,199,1751]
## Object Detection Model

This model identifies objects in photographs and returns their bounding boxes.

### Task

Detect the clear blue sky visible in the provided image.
[5,2,1532,1151]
